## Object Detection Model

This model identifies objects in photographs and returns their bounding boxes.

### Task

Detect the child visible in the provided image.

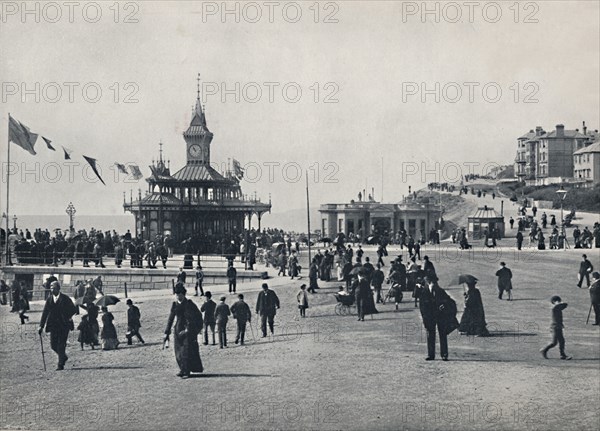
[125,299,145,345]
[540,296,572,360]
[194,265,204,296]
[200,291,216,345]
[215,296,231,348]
[297,284,309,318]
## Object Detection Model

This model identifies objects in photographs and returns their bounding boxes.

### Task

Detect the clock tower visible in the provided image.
[183,74,213,165]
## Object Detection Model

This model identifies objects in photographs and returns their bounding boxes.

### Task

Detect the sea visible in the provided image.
[13,215,135,233]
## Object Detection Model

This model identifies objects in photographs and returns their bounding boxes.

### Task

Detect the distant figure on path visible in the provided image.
[125,299,145,345]
[200,291,216,345]
[215,296,231,348]
[231,294,252,345]
[296,284,309,318]
[255,283,280,337]
[495,262,513,300]
[227,263,237,294]
[577,254,594,288]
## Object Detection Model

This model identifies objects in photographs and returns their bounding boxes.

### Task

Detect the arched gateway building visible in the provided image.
[123,82,271,244]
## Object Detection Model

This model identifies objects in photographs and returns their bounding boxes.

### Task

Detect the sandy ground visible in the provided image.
[1,244,599,431]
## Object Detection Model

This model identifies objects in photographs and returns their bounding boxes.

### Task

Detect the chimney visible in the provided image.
[535,126,543,136]
[583,121,587,135]
[556,124,565,137]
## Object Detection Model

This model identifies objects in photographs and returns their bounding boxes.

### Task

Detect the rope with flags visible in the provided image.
[6,114,146,185]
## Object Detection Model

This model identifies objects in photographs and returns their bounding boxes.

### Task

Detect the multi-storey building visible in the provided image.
[515,122,598,184]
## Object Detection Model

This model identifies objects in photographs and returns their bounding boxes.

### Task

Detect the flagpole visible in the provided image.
[306,171,312,264]
[5,113,11,265]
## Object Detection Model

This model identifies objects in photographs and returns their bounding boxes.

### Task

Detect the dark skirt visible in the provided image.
[459,307,489,336]
[174,333,203,374]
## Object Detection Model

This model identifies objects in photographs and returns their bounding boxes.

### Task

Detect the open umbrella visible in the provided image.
[95,295,120,307]
[349,266,365,276]
[448,274,478,286]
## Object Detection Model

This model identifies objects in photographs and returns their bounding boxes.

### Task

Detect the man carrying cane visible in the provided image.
[38,281,77,371]
[588,272,600,325]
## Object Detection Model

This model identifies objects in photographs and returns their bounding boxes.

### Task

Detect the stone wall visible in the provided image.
[0,266,268,301]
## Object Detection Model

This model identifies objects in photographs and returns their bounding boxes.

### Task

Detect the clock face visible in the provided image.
[188,144,202,158]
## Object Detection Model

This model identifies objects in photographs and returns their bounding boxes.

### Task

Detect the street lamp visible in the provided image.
[65,202,76,232]
[12,215,17,230]
[556,186,568,249]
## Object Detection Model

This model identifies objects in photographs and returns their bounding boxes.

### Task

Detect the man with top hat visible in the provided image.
[38,281,77,370]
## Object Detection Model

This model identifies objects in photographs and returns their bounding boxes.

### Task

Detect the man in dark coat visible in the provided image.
[577,254,594,288]
[589,272,600,325]
[231,293,252,345]
[200,291,216,345]
[540,295,571,360]
[516,230,523,250]
[416,276,458,361]
[495,262,513,300]
[38,281,78,370]
[255,283,280,337]
[164,284,203,378]
[227,264,237,294]
[354,273,371,321]
[423,256,437,282]
[371,264,385,303]
[215,296,231,348]
[125,299,144,345]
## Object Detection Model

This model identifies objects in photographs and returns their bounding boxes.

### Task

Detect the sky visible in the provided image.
[1,0,599,227]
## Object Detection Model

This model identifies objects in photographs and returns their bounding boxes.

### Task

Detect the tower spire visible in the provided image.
[196,72,201,101]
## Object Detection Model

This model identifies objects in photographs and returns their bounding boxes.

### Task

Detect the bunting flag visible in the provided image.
[115,163,128,175]
[42,136,55,151]
[129,164,143,180]
[83,156,106,185]
[8,115,38,155]
[62,146,73,160]
[232,158,244,180]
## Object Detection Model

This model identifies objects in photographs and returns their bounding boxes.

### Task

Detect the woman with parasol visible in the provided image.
[77,303,99,350]
[164,284,204,378]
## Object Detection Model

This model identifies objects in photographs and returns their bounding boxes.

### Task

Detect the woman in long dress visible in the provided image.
[78,304,99,349]
[459,281,490,336]
[164,284,204,378]
[101,306,119,350]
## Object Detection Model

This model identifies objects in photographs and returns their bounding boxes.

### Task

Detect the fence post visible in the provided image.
[124,282,128,298]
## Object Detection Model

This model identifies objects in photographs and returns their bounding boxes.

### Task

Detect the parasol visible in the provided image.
[448,274,478,286]
[95,295,120,307]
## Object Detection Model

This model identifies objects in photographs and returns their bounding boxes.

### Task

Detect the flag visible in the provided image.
[149,164,159,179]
[62,146,73,160]
[115,163,128,175]
[83,156,106,185]
[232,158,244,180]
[129,164,143,180]
[42,136,55,151]
[8,115,38,155]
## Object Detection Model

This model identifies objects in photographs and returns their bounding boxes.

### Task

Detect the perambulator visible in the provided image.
[381,283,403,305]
[334,293,356,315]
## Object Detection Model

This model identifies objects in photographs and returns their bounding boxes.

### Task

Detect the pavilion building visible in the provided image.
[123,81,271,243]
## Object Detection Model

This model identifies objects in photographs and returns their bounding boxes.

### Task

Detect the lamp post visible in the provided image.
[12,215,17,230]
[65,202,76,232]
[556,186,567,249]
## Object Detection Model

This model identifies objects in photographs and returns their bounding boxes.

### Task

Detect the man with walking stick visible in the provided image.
[38,281,77,371]
[588,272,600,325]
